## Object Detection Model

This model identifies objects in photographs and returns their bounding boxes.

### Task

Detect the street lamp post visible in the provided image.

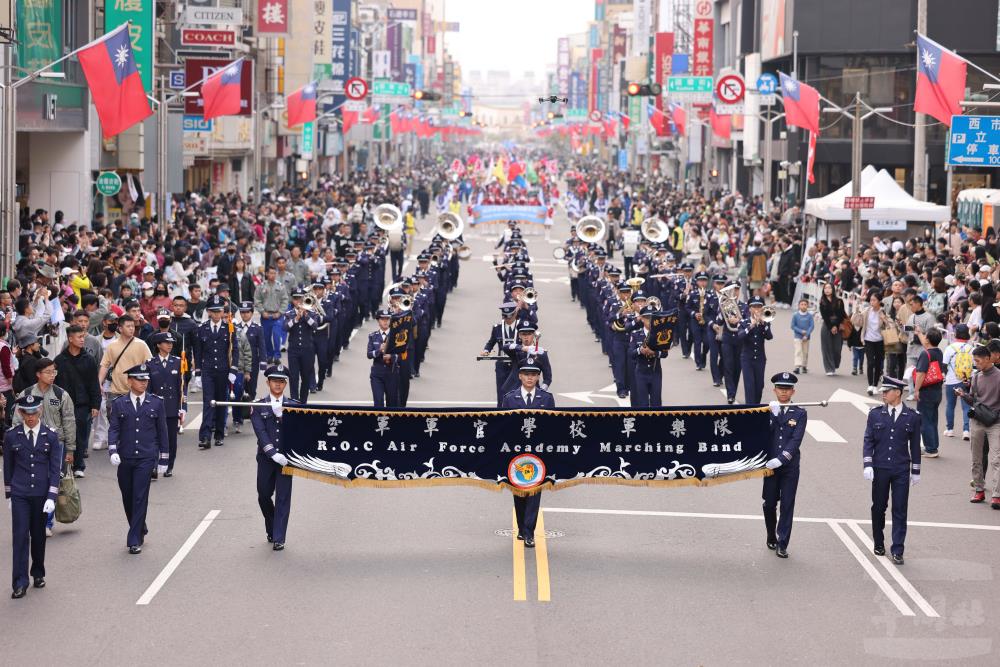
[254,93,284,204]
[823,92,892,255]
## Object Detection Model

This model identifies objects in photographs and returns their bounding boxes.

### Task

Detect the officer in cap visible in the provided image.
[686,272,714,371]
[108,363,169,554]
[4,395,62,598]
[283,287,321,403]
[738,296,773,404]
[629,304,668,407]
[482,302,520,404]
[863,376,921,565]
[195,295,239,449]
[707,275,728,387]
[500,362,554,548]
[251,364,299,551]
[498,320,553,400]
[762,372,807,558]
[147,332,185,477]
[368,309,400,408]
[233,301,265,427]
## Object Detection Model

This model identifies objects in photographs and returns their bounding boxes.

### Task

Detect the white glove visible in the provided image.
[766,457,782,469]
[769,401,781,416]
[863,466,874,481]
[227,372,237,384]
[157,464,168,475]
[910,474,920,487]
[42,499,55,514]
[272,453,289,467]
[110,453,122,466]
[272,404,283,418]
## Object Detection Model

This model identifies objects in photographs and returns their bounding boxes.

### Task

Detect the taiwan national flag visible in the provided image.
[76,24,153,139]
[286,81,317,127]
[669,103,687,137]
[914,34,967,127]
[201,60,244,120]
[779,72,820,134]
[710,108,731,140]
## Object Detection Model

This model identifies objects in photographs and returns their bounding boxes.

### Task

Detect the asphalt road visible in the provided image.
[2,209,998,665]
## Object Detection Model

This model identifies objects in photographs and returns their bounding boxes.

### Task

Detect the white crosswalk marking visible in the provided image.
[805,419,847,443]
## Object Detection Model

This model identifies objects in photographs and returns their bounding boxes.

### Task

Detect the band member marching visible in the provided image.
[763,372,807,558]
[482,302,520,406]
[686,272,714,372]
[863,376,921,565]
[738,296,773,404]
[251,364,298,551]
[368,309,400,408]
[195,295,239,449]
[499,320,552,398]
[146,332,185,477]
[283,288,321,404]
[629,305,668,407]
[500,363,555,548]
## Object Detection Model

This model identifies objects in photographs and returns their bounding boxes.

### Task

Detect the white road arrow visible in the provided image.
[951,155,985,164]
[829,388,881,415]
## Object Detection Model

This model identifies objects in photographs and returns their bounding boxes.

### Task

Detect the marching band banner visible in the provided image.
[280,406,771,496]
[470,205,547,225]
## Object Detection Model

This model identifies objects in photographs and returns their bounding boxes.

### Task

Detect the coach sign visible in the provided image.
[180,29,236,47]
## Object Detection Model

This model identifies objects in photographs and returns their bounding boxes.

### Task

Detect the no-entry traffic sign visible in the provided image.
[345,77,368,101]
[715,74,745,104]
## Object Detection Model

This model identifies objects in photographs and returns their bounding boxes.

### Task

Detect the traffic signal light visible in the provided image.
[458,110,472,118]
[627,82,662,96]
[547,111,564,120]
[414,90,442,101]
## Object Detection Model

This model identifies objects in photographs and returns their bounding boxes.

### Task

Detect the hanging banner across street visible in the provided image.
[470,205,548,224]
[280,406,772,495]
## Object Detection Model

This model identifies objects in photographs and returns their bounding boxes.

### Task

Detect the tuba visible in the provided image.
[718,284,743,333]
[435,212,464,240]
[372,203,403,231]
[576,215,606,244]
[640,217,669,243]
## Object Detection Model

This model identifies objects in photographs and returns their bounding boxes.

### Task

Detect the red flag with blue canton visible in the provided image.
[914,34,967,127]
[779,72,820,134]
[201,60,244,120]
[286,81,317,127]
[76,24,153,139]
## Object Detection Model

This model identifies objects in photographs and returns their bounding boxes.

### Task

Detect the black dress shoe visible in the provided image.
[33,577,45,589]
[267,534,273,543]
[163,470,173,478]
[516,532,525,541]
[766,540,777,550]
[524,537,535,548]
[214,440,224,447]
[617,391,628,399]
[890,553,904,565]
[128,546,142,555]
[727,398,735,404]
[713,382,722,387]
[873,546,886,556]
[151,471,158,481]
[11,587,26,599]
[776,547,788,558]
[198,441,211,450]
[272,542,284,551]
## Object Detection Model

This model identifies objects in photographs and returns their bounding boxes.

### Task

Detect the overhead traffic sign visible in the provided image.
[371,79,411,104]
[715,74,745,104]
[345,77,368,101]
[948,115,1000,167]
[588,110,602,123]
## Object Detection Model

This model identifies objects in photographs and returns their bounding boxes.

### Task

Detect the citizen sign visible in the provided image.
[181,29,236,47]
[183,7,243,26]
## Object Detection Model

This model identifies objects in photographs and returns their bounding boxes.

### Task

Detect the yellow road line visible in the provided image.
[535,510,551,602]
[512,508,527,601]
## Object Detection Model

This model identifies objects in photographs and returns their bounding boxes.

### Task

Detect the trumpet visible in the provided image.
[398,295,414,312]
[522,288,538,304]
[761,307,776,323]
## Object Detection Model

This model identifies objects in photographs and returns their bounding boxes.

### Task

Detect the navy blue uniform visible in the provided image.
[629,328,667,407]
[763,405,807,550]
[500,388,555,538]
[283,307,321,403]
[251,397,299,544]
[499,345,553,398]
[863,405,922,557]
[367,329,400,408]
[737,318,772,404]
[4,424,61,591]
[108,393,169,548]
[235,321,265,421]
[483,319,519,405]
[706,290,724,385]
[195,321,239,443]
[686,288,716,370]
[147,355,185,472]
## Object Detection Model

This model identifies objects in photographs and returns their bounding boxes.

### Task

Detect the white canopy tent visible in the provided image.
[804,166,951,222]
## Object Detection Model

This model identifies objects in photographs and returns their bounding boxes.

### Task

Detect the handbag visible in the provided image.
[881,325,900,346]
[839,318,854,339]
[923,354,944,386]
[970,375,1000,426]
[55,463,82,524]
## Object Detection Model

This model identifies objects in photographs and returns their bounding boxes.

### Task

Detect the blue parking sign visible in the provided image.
[947,115,1000,167]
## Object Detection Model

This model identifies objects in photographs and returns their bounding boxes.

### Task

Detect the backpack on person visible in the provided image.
[951,342,974,384]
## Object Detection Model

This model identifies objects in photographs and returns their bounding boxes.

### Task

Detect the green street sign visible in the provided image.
[301,123,314,159]
[372,79,411,97]
[105,0,154,93]
[668,76,714,94]
[96,171,122,197]
[567,109,588,119]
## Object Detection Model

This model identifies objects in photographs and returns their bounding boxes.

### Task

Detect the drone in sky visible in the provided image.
[538,95,569,104]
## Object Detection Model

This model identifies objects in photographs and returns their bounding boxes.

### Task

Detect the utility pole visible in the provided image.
[1,7,17,280]
[761,100,784,216]
[913,0,928,200]
[156,74,169,232]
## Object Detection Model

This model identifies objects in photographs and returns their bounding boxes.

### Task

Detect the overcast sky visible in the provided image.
[444,0,595,79]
